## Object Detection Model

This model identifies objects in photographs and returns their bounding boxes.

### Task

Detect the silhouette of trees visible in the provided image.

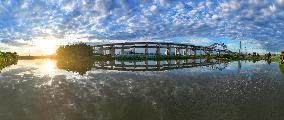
[56,43,94,60]
[280,61,284,74]
[56,43,95,75]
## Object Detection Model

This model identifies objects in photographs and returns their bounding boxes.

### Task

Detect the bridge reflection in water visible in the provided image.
[94,59,228,71]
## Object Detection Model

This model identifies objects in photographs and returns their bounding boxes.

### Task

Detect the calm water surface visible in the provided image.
[0,59,284,120]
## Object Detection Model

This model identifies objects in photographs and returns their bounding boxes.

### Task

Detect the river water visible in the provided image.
[0,59,284,120]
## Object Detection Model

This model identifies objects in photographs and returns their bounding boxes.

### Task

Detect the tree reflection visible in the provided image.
[56,58,94,75]
[280,61,284,74]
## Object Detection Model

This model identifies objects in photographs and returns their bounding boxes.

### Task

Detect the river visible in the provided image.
[0,59,284,120]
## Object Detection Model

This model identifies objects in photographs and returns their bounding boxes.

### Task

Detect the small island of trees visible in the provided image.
[0,51,18,71]
[56,43,95,74]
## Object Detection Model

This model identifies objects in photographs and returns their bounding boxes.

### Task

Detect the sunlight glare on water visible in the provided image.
[42,59,57,76]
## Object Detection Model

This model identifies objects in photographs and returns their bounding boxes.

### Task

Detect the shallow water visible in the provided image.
[0,59,284,120]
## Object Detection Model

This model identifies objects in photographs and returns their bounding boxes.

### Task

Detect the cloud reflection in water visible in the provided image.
[0,60,283,119]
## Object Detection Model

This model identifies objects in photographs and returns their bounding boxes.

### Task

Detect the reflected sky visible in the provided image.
[0,59,284,120]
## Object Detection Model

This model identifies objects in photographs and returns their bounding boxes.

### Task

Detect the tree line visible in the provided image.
[0,51,18,71]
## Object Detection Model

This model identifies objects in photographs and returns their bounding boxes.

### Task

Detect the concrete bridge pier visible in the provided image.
[145,43,148,55]
[133,61,137,69]
[121,60,125,69]
[110,45,115,56]
[166,44,171,55]
[182,48,186,56]
[175,47,179,55]
[133,44,136,53]
[166,59,170,65]
[157,60,161,70]
[156,44,161,55]
[182,59,186,64]
[190,59,194,64]
[190,48,194,56]
[110,60,115,69]
[121,45,125,55]
[99,46,103,55]
[145,60,148,70]
[185,47,189,56]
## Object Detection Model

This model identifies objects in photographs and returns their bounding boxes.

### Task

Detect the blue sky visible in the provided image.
[0,0,284,55]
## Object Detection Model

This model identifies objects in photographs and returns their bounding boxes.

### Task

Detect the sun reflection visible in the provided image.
[42,59,56,76]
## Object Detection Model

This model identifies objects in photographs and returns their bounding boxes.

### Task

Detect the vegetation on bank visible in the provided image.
[280,50,284,62]
[279,50,284,74]
[0,51,18,70]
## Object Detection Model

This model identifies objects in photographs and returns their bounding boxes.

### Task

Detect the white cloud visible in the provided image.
[211,15,219,21]
[277,0,284,5]
[150,5,158,13]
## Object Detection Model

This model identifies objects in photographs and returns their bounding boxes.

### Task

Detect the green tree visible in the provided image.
[0,51,18,71]
[56,43,95,74]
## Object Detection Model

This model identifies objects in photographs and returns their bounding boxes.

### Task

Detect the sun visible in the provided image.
[36,36,58,55]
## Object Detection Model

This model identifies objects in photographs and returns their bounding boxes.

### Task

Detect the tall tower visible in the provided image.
[239,40,242,54]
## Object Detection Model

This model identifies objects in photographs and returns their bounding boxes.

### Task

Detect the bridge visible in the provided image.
[93,42,236,56]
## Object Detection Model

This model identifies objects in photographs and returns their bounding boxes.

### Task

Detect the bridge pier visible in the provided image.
[190,48,194,56]
[157,60,161,70]
[185,47,189,56]
[145,60,148,70]
[182,48,186,56]
[110,45,115,56]
[133,44,136,53]
[166,44,171,55]
[121,45,125,55]
[156,44,160,55]
[99,46,103,55]
[145,43,148,55]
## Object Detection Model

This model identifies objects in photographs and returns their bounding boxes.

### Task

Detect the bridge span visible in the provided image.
[93,42,236,56]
